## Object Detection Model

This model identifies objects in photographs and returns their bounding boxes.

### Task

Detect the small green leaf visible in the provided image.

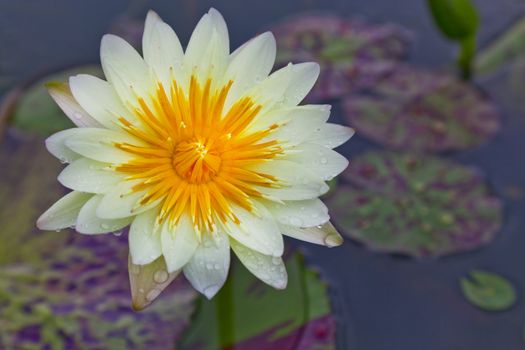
[427,0,479,78]
[460,270,517,311]
[427,0,479,40]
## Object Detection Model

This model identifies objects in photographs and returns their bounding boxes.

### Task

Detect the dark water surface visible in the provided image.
[2,0,525,349]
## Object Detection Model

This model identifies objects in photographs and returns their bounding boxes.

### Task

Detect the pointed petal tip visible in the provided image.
[203,284,221,299]
[131,299,149,312]
[325,233,344,247]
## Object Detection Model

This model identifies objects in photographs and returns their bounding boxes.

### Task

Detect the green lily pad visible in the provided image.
[343,66,500,152]
[0,130,67,265]
[8,65,102,136]
[270,14,412,101]
[460,270,516,311]
[327,151,503,258]
[179,252,336,350]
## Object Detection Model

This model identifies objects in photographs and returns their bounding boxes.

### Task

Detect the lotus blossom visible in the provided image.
[37,8,353,301]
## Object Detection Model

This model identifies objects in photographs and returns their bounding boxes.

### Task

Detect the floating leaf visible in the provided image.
[460,270,516,311]
[0,130,67,264]
[328,151,503,258]
[270,14,412,101]
[476,16,525,75]
[0,234,197,349]
[8,65,102,136]
[179,252,336,350]
[343,66,500,152]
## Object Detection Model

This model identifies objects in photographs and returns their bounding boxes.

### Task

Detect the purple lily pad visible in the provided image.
[327,151,503,258]
[0,234,197,349]
[343,66,501,152]
[270,13,412,101]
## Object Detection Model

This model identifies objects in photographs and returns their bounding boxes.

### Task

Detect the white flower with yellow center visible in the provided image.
[37,9,353,300]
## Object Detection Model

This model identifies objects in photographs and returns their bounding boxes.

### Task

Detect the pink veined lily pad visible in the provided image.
[270,13,412,101]
[328,151,503,258]
[343,65,501,152]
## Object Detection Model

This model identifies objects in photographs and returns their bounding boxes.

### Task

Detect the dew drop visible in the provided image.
[100,223,110,230]
[73,112,84,120]
[146,288,161,302]
[206,263,213,270]
[153,270,169,284]
[112,230,123,237]
[138,288,145,294]
[320,157,328,164]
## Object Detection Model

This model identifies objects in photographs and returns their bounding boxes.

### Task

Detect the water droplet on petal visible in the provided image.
[146,288,162,302]
[153,269,169,284]
[112,230,123,237]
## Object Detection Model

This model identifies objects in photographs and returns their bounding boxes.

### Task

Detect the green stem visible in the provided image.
[458,35,476,80]
[216,276,235,349]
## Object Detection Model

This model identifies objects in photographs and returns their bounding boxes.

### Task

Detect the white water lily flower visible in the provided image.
[37,8,353,301]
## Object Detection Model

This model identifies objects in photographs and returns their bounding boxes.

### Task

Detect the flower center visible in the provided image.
[173,138,222,184]
[114,76,283,231]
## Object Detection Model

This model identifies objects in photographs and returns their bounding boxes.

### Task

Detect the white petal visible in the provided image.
[58,158,124,194]
[230,239,287,289]
[260,105,330,145]
[183,8,229,83]
[64,128,141,164]
[183,229,230,299]
[76,195,132,234]
[45,129,82,163]
[100,34,154,107]
[96,180,159,219]
[37,191,92,230]
[307,123,355,149]
[280,221,344,247]
[264,198,329,228]
[285,143,349,181]
[224,32,276,109]
[129,208,163,265]
[69,74,137,129]
[47,82,101,127]
[142,11,184,91]
[160,214,199,272]
[252,160,329,200]
[249,62,319,111]
[223,201,283,257]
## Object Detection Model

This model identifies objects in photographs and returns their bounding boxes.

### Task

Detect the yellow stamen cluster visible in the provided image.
[115,76,283,232]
